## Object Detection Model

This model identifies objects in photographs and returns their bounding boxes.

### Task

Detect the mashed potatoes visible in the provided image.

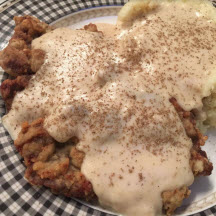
[119,0,216,133]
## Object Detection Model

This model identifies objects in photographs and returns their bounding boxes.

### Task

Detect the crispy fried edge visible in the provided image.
[0,15,50,76]
[161,98,213,215]
[14,118,95,201]
[0,75,31,111]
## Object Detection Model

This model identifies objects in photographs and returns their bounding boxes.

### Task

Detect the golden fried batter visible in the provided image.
[162,186,191,216]
[84,23,99,32]
[160,98,213,215]
[170,98,213,177]
[15,118,95,200]
[0,16,50,76]
[0,75,31,111]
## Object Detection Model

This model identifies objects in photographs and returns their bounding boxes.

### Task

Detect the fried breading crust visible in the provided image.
[161,98,213,215]
[0,75,31,111]
[170,97,213,177]
[13,16,51,43]
[15,118,95,200]
[0,16,50,76]
[84,23,99,32]
[162,186,191,216]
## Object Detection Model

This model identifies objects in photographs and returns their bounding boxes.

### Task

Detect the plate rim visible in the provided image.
[0,1,216,216]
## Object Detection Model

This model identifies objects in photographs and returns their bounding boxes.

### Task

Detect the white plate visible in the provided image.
[0,3,216,216]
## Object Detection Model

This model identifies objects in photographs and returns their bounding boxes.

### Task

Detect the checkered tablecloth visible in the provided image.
[0,1,216,216]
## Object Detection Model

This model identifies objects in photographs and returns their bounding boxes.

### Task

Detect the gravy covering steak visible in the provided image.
[1,0,216,215]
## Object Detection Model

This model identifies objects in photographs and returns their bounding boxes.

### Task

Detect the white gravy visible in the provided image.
[2,1,216,215]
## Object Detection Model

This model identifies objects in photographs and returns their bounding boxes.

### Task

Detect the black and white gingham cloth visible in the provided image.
[0,1,216,216]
